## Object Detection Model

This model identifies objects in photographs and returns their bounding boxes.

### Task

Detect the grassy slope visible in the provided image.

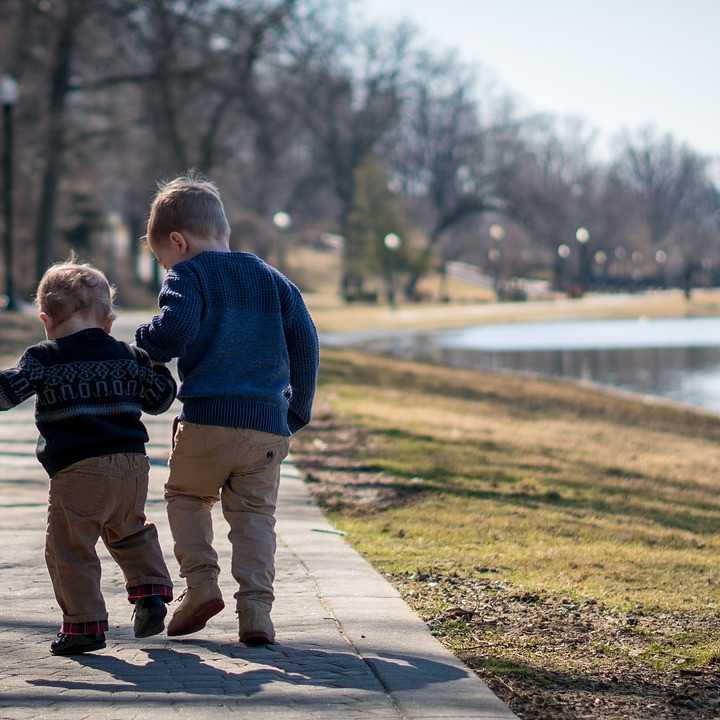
[308,349,720,613]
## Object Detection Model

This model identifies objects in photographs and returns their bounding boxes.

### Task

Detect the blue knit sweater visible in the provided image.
[135,251,319,436]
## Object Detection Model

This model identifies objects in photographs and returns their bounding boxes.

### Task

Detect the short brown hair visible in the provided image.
[146,172,231,247]
[36,260,115,325]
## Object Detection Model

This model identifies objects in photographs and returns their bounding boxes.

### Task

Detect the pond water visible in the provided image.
[335,317,720,413]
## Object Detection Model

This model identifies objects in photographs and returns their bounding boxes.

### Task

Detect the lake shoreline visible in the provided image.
[323,315,720,416]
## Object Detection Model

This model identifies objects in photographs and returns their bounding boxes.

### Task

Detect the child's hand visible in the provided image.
[151,361,167,368]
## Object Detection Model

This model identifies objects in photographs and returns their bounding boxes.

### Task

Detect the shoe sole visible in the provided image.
[167,599,225,637]
[50,640,106,656]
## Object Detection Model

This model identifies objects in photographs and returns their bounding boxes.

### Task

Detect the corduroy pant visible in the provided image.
[45,453,173,633]
[165,421,290,610]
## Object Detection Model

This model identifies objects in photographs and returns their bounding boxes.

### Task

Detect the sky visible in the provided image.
[359,0,720,157]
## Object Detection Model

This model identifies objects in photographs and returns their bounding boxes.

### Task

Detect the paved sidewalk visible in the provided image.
[0,401,517,719]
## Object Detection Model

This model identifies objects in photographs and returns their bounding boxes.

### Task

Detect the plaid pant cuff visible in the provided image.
[61,620,109,635]
[128,583,173,603]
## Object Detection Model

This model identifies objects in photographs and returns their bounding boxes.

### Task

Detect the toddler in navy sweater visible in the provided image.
[136,173,319,644]
[0,261,176,655]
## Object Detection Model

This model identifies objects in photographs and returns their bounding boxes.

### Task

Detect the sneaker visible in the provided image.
[133,595,167,638]
[238,604,275,645]
[50,632,106,656]
[167,584,224,637]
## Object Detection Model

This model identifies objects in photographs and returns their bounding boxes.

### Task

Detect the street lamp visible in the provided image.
[1,74,18,311]
[383,233,402,306]
[555,244,571,293]
[489,224,505,242]
[654,250,668,288]
[272,210,292,272]
[575,227,590,243]
[488,224,505,294]
[272,211,292,230]
[383,232,401,251]
[593,250,608,286]
[575,226,590,292]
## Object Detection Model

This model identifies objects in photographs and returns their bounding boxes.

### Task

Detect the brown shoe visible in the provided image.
[238,604,275,645]
[167,584,224,637]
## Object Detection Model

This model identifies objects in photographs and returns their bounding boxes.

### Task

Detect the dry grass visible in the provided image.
[304,349,720,613]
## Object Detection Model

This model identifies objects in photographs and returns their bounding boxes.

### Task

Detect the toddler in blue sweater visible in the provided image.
[136,173,319,644]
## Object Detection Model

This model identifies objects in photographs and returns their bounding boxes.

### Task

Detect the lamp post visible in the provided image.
[1,74,18,311]
[655,249,668,288]
[272,210,292,273]
[383,232,402,307]
[593,250,608,286]
[488,223,505,296]
[556,243,571,294]
[575,226,590,293]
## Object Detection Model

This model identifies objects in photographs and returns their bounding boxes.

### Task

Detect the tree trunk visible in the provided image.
[34,0,82,281]
[403,242,435,301]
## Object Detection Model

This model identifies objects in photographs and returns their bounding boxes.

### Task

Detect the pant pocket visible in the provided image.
[51,470,107,518]
[242,436,290,474]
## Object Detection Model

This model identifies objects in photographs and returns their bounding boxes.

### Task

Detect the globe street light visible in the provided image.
[272,211,292,230]
[1,74,18,311]
[575,226,590,292]
[489,223,505,242]
[488,224,505,294]
[272,210,292,272]
[655,250,668,288]
[555,243,571,293]
[575,227,590,243]
[383,232,401,251]
[383,233,402,306]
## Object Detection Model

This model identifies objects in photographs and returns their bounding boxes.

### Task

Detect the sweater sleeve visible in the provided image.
[135,264,203,363]
[281,280,320,434]
[0,349,44,411]
[132,347,177,415]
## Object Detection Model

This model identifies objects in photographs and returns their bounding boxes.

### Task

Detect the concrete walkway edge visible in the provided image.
[278,461,519,720]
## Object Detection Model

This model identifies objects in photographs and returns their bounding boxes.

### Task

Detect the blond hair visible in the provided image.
[36,259,115,325]
[146,171,230,248]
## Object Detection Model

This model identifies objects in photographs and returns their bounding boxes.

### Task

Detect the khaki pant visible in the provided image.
[166,421,290,610]
[45,453,173,625]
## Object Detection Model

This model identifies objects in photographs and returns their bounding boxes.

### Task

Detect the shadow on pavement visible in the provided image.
[24,642,466,699]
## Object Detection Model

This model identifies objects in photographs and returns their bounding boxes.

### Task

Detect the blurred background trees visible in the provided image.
[1,0,718,305]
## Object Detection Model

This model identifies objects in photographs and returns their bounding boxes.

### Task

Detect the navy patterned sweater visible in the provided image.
[135,251,319,436]
[0,328,176,476]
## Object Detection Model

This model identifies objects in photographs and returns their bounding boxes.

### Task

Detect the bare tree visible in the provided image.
[611,127,714,247]
[95,1,295,176]
[502,116,601,288]
[32,0,90,281]
[291,21,413,296]
[388,52,519,298]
